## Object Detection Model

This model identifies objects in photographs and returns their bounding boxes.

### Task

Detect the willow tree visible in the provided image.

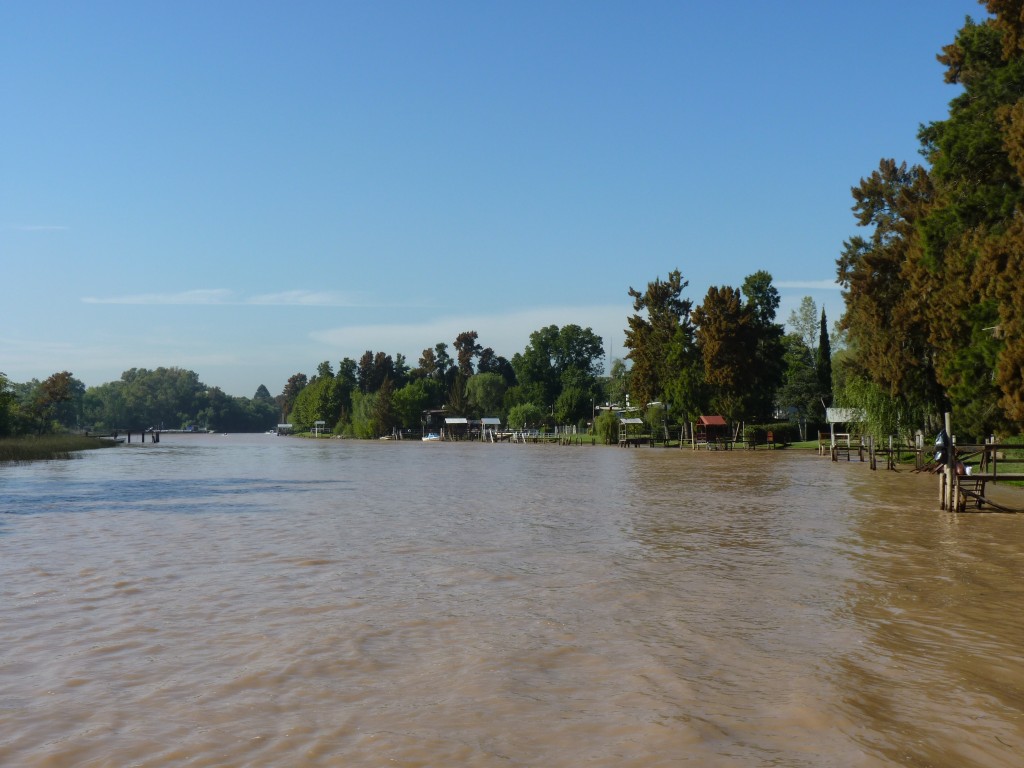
[289,375,334,431]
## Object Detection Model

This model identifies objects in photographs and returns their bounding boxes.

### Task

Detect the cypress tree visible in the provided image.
[815,307,832,414]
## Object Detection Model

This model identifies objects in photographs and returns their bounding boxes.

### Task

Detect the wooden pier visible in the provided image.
[89,428,162,444]
[941,440,1024,513]
[816,412,1021,513]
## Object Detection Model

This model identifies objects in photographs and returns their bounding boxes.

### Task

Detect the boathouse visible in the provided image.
[822,407,864,458]
[695,415,728,446]
[480,417,501,442]
[618,417,646,447]
[444,417,469,440]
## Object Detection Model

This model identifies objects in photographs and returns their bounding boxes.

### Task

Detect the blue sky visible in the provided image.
[2,1,983,397]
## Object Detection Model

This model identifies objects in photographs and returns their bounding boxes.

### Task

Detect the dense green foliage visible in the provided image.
[837,4,1024,440]
[0,367,277,436]
[270,324,604,438]
[593,410,620,445]
[623,270,697,416]
[741,422,803,446]
[623,270,798,427]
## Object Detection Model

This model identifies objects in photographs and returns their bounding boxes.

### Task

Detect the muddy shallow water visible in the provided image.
[2,434,1022,766]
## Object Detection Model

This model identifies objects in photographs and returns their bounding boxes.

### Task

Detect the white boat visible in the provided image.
[422,433,441,442]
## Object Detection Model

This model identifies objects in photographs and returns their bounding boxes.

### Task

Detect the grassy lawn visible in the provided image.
[0,435,120,463]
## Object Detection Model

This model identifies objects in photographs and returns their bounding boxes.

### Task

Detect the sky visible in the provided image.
[2,0,985,397]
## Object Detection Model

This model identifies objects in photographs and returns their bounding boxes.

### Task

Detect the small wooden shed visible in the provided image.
[695,415,728,444]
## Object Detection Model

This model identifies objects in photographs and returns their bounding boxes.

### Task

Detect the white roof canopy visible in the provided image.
[826,408,865,424]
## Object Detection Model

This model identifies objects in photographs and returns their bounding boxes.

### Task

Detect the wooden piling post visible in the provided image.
[943,412,953,510]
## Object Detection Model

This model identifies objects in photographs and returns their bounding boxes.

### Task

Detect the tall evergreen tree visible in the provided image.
[816,307,833,412]
[836,159,941,426]
[371,377,396,436]
[453,331,481,377]
[740,271,785,421]
[357,351,375,393]
[623,270,698,417]
[835,9,1024,437]
[692,286,758,422]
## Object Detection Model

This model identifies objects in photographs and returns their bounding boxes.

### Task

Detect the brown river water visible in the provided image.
[1,433,1022,767]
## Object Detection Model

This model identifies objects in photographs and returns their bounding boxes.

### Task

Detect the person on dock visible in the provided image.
[931,452,969,476]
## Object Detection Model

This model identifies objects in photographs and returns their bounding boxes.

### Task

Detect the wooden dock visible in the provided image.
[940,438,1024,513]
[88,429,161,444]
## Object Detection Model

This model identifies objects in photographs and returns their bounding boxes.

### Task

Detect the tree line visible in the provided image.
[0,368,278,436]
[278,274,835,440]
[617,270,832,440]
[836,3,1024,441]
[0,277,834,440]
[279,325,608,437]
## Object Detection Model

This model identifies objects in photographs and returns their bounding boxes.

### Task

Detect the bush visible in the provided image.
[594,410,619,444]
[507,403,545,431]
[742,422,803,445]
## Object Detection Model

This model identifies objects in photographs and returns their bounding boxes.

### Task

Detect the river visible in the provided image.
[1,433,1022,767]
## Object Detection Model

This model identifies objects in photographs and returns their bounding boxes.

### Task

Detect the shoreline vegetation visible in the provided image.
[0,435,119,464]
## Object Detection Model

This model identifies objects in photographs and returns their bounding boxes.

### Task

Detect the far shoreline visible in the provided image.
[0,435,119,464]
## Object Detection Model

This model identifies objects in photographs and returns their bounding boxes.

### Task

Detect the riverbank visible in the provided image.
[0,435,120,464]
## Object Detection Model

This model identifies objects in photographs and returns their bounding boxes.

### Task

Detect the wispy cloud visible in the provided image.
[81,289,378,307]
[775,280,841,290]
[82,289,235,305]
[248,290,367,306]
